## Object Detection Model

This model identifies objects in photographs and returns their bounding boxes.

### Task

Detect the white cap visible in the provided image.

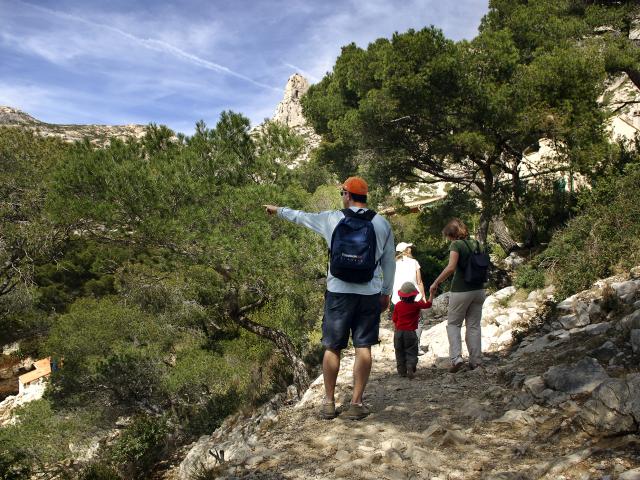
[395,242,414,252]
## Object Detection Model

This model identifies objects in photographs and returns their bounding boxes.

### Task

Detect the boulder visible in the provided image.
[584,322,611,336]
[619,468,640,480]
[493,286,517,301]
[430,292,450,317]
[558,311,590,329]
[460,399,495,421]
[587,301,603,322]
[589,341,619,363]
[523,376,546,399]
[494,409,536,427]
[504,252,525,270]
[556,294,577,313]
[611,280,640,299]
[620,310,640,332]
[579,375,640,436]
[507,392,536,410]
[440,429,469,446]
[540,389,569,406]
[543,357,608,395]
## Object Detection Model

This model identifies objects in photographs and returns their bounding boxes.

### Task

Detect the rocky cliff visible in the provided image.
[0,106,146,147]
[254,73,321,165]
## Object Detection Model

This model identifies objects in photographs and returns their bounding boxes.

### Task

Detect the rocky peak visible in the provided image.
[0,106,39,125]
[272,73,311,129]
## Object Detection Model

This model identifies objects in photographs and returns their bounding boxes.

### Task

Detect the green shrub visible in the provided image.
[0,450,31,480]
[0,400,99,476]
[514,264,546,291]
[77,463,122,480]
[541,163,640,298]
[109,415,169,477]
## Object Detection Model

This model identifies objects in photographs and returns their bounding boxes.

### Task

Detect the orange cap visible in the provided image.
[342,176,368,195]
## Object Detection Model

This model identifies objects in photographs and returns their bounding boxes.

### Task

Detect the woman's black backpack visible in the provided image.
[461,239,491,285]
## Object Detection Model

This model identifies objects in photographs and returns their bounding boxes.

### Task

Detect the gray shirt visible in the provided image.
[277,206,396,295]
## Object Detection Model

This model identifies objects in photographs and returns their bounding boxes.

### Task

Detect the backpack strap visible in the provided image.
[342,208,377,221]
[462,238,480,254]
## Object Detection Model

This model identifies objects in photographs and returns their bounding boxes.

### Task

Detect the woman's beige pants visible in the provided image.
[447,289,486,365]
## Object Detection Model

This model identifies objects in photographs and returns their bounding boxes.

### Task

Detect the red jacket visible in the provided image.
[392,300,432,331]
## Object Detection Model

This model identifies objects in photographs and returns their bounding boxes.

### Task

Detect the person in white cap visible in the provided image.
[392,242,427,354]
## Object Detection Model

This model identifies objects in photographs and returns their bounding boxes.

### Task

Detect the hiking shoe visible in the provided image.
[342,403,370,420]
[448,359,464,373]
[469,363,483,370]
[407,369,415,380]
[318,401,336,420]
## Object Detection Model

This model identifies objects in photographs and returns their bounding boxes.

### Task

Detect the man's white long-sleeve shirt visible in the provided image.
[277,206,396,295]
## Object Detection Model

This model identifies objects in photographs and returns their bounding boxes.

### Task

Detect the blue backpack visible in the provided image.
[329,209,378,283]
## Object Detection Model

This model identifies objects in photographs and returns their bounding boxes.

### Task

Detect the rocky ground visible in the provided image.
[165,268,640,480]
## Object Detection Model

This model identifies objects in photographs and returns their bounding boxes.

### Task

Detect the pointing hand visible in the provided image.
[263,205,278,216]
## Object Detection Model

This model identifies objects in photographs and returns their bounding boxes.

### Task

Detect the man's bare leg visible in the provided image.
[323,348,341,402]
[351,346,372,404]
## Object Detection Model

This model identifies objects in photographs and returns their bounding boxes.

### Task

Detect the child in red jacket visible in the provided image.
[393,282,432,378]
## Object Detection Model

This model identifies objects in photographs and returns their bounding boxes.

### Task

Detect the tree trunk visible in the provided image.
[491,216,519,253]
[234,313,310,397]
[477,210,491,244]
[523,213,538,248]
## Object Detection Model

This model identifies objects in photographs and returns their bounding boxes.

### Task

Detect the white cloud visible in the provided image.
[12,0,280,91]
[0,0,488,132]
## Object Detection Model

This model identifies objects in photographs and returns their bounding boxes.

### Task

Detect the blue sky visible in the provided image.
[0,0,488,134]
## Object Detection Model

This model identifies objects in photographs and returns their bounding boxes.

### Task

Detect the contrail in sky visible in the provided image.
[16,0,281,92]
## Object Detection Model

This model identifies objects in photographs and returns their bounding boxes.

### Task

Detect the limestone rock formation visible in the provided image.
[272,73,310,129]
[0,105,146,147]
[253,73,321,165]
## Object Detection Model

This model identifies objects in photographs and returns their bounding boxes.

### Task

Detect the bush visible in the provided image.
[77,463,122,480]
[514,264,546,291]
[0,400,99,476]
[109,415,169,478]
[0,450,31,480]
[541,163,640,298]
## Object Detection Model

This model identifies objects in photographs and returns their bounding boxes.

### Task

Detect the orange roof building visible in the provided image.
[18,357,51,395]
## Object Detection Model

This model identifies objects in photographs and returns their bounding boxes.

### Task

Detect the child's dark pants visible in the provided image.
[393,330,418,375]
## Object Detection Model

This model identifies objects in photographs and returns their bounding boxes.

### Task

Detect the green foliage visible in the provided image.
[109,415,169,477]
[418,189,479,241]
[541,162,640,298]
[33,240,130,313]
[44,297,173,404]
[0,450,31,480]
[0,400,100,475]
[77,463,122,480]
[302,0,640,248]
[0,128,70,329]
[514,264,547,291]
[505,178,576,245]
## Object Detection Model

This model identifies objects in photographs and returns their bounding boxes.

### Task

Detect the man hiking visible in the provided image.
[264,176,395,420]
